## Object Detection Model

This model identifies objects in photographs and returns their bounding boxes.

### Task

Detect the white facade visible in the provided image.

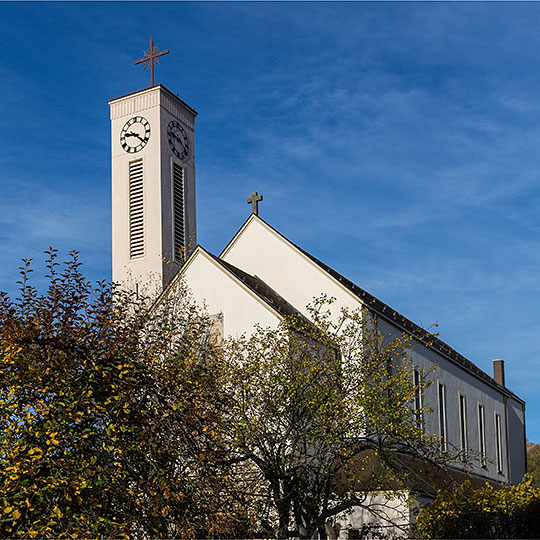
[173,246,281,338]
[218,215,526,485]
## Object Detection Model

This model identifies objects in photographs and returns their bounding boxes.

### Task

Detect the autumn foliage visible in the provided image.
[0,250,232,538]
[414,474,540,539]
[221,297,447,538]
[1,250,464,538]
[526,439,540,485]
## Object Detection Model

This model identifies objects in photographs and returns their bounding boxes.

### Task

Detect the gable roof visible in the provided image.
[161,245,306,324]
[207,251,308,323]
[221,215,524,405]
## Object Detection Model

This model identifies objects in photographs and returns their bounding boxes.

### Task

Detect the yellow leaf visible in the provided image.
[53,505,63,518]
[13,509,21,519]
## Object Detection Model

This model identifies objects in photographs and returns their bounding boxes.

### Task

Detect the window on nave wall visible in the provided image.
[438,382,447,452]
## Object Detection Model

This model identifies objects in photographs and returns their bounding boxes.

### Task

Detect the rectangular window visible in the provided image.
[459,393,467,453]
[172,162,185,262]
[478,404,486,467]
[438,382,447,451]
[495,413,503,473]
[129,159,144,259]
[208,313,224,347]
[413,369,423,429]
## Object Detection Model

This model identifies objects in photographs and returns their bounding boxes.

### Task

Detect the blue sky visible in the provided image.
[1,2,539,442]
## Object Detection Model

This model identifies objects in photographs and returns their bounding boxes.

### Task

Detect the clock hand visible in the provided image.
[172,131,187,150]
[126,131,144,142]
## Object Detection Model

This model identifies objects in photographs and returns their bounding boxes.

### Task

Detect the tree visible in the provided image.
[526,440,540,485]
[0,251,468,538]
[414,474,540,539]
[0,249,237,538]
[222,295,453,539]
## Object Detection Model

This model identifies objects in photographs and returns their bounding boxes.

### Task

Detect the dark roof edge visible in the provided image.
[207,251,308,323]
[155,244,304,324]
[238,216,524,405]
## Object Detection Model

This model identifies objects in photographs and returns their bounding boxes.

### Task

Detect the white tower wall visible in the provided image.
[109,85,197,294]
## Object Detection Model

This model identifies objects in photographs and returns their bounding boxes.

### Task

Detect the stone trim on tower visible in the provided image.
[109,85,197,127]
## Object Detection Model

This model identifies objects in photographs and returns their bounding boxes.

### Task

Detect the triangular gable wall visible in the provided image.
[220,215,364,322]
[170,245,282,338]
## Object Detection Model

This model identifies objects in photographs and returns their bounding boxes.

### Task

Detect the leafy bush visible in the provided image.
[415,474,540,539]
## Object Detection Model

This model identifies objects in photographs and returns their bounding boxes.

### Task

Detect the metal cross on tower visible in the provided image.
[134,36,170,87]
[247,192,263,216]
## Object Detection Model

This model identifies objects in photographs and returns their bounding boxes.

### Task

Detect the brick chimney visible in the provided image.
[493,359,505,386]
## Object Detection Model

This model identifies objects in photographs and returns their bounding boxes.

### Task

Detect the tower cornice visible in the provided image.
[109,85,197,129]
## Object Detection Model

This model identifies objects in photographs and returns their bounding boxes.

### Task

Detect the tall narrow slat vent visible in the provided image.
[129,159,144,259]
[172,162,185,261]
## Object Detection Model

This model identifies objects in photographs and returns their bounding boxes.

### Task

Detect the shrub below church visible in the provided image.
[526,439,540,485]
[414,474,540,539]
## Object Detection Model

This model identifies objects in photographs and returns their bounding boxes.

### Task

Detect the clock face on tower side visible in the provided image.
[167,120,190,160]
[120,116,151,153]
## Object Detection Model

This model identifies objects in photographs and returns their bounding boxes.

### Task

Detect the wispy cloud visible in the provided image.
[0,178,110,293]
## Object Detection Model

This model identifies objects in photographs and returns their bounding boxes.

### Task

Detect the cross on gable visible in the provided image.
[247,192,263,216]
[134,36,170,87]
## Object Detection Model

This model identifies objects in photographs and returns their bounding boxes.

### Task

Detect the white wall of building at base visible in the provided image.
[326,493,411,539]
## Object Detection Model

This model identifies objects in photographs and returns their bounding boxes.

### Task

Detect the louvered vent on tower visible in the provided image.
[172,162,185,261]
[129,159,144,259]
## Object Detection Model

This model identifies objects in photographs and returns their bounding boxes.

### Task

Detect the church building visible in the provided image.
[109,57,526,532]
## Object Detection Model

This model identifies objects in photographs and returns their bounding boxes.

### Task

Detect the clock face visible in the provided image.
[120,116,151,153]
[167,120,190,160]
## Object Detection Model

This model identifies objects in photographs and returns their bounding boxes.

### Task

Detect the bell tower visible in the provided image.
[109,43,197,295]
